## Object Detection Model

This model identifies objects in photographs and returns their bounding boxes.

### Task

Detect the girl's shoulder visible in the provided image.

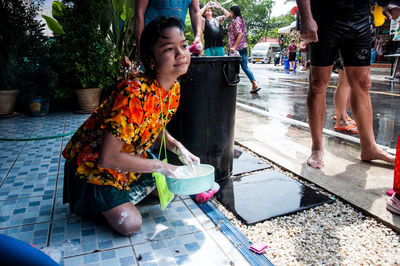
[117,75,155,97]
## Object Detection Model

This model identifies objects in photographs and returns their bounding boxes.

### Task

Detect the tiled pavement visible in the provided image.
[0,113,250,266]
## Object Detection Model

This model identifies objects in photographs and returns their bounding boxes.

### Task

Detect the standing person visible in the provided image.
[296,0,398,169]
[288,40,297,71]
[278,34,284,52]
[333,54,358,133]
[135,0,202,56]
[299,40,309,70]
[200,1,230,56]
[62,17,200,236]
[228,4,261,93]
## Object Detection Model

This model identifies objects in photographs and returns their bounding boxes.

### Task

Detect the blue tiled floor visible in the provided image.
[0,113,249,265]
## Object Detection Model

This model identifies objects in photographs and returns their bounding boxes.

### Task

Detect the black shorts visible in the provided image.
[310,15,371,67]
[289,51,297,61]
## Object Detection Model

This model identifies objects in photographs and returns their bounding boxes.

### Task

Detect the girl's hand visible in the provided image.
[172,144,200,169]
[158,163,193,178]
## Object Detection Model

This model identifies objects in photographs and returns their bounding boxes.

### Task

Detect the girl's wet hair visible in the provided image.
[140,16,184,80]
[230,5,241,18]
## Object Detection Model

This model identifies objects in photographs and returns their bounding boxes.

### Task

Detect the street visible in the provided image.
[236,62,400,149]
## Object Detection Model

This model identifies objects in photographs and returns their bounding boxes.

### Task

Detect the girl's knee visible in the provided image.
[117,215,142,236]
[103,203,142,236]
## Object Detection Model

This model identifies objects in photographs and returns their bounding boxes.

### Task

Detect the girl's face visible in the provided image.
[230,10,234,18]
[152,27,190,80]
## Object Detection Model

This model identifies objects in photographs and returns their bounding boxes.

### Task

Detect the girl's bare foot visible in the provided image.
[307,150,324,169]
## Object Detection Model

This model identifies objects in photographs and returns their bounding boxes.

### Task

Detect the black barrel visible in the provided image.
[167,56,241,181]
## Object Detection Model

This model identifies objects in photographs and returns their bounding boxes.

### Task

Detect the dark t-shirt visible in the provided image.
[204,18,224,49]
[310,0,370,20]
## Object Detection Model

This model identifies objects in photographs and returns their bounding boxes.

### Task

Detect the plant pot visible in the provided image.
[0,90,19,115]
[75,88,102,113]
[29,97,50,116]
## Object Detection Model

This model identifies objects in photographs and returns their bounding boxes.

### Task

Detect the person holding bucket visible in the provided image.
[62,17,200,236]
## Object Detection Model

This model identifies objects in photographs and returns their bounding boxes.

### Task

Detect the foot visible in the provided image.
[250,87,261,93]
[334,123,358,134]
[307,150,324,169]
[360,146,395,163]
[387,193,400,215]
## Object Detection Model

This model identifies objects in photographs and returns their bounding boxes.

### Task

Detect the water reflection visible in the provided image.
[217,171,333,224]
[237,67,400,148]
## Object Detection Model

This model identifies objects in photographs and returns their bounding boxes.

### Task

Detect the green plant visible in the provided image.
[100,0,136,60]
[0,0,53,96]
[43,0,120,99]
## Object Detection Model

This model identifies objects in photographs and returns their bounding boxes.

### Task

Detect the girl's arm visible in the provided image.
[215,2,230,23]
[98,131,177,176]
[157,129,200,167]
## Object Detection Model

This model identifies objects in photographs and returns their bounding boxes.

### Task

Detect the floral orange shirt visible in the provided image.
[62,75,180,191]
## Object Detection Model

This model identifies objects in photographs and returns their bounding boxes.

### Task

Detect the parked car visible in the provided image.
[250,42,281,64]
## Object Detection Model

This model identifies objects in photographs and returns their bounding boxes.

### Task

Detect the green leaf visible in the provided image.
[42,15,65,35]
[52,1,64,21]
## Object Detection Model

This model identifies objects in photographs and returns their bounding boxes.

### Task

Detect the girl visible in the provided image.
[62,17,199,236]
[228,4,261,93]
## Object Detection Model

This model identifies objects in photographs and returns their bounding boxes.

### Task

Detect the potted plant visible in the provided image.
[0,0,50,116]
[43,0,119,113]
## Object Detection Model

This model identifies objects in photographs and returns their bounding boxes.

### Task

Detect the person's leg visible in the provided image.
[307,65,334,168]
[102,202,142,236]
[205,48,212,56]
[344,66,395,163]
[238,48,259,91]
[334,69,352,128]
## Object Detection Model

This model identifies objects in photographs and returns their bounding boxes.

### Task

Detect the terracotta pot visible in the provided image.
[75,88,102,113]
[0,90,19,115]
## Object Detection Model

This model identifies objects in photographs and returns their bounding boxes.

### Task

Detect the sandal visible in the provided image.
[387,193,400,215]
[334,123,359,134]
[332,115,356,125]
[250,87,261,93]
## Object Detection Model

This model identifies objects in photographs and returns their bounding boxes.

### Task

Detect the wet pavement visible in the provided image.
[237,63,400,149]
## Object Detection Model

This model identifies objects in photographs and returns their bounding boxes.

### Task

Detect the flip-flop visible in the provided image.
[250,87,261,94]
[332,115,356,125]
[387,193,400,215]
[334,124,359,134]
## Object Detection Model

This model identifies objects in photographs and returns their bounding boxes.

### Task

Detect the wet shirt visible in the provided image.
[311,0,400,20]
[144,0,192,27]
[204,17,224,49]
[228,16,247,51]
[62,76,180,191]
[310,0,370,20]
[288,42,297,52]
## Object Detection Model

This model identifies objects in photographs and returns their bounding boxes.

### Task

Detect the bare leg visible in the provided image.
[334,69,351,128]
[307,65,334,168]
[102,202,142,236]
[345,66,395,163]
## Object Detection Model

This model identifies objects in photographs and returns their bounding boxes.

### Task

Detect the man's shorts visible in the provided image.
[310,15,371,67]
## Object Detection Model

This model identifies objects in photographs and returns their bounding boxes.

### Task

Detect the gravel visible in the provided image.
[211,147,400,265]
